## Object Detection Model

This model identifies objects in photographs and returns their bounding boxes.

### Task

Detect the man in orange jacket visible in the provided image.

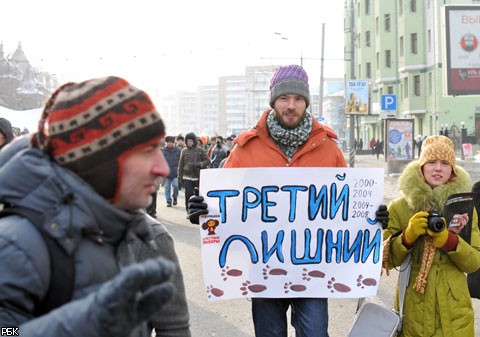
[189,65,346,336]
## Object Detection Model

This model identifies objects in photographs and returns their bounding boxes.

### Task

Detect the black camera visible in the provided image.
[427,211,446,233]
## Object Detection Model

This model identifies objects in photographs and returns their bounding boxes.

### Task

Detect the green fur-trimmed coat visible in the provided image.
[384,160,480,337]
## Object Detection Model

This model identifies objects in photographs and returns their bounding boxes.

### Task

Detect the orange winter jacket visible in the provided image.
[224,109,346,168]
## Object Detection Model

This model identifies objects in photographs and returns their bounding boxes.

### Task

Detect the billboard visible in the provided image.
[443,5,480,96]
[386,119,414,160]
[345,80,370,115]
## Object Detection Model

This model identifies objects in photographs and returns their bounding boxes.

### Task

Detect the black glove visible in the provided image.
[187,187,208,224]
[375,204,389,229]
[94,257,175,336]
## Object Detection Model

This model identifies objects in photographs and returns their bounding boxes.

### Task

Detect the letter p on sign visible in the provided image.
[381,94,396,111]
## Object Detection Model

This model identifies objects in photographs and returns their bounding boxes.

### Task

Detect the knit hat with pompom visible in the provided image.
[32,76,165,202]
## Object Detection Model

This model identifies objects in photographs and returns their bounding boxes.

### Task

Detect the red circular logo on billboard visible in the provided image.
[460,34,478,52]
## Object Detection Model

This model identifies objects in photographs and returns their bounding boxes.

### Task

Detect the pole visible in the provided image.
[348,0,356,167]
[318,23,325,118]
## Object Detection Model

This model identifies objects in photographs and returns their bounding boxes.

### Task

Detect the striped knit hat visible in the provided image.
[269,64,310,108]
[32,76,165,202]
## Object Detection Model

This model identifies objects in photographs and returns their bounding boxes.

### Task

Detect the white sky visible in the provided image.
[1,0,346,96]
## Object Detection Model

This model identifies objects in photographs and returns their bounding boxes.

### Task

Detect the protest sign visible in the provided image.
[198,167,384,301]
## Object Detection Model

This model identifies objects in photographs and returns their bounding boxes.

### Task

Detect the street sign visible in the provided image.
[381,94,397,111]
[381,94,397,119]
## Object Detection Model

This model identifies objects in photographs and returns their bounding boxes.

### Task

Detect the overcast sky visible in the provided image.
[1,0,345,96]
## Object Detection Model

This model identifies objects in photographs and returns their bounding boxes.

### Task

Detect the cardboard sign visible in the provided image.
[198,167,384,301]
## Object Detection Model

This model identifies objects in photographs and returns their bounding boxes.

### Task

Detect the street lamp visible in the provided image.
[273,32,304,66]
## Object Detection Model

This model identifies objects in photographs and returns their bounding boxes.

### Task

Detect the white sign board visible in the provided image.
[198,167,384,302]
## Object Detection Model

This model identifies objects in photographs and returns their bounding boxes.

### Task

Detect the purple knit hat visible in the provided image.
[269,64,310,108]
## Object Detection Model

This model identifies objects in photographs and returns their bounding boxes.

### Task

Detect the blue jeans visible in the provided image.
[164,177,178,203]
[252,298,329,337]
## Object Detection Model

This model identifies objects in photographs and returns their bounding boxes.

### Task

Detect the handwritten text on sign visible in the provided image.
[198,167,384,301]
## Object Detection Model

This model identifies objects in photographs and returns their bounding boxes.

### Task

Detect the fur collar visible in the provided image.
[397,160,472,213]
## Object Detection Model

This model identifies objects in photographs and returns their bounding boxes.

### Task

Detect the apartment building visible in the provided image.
[344,0,480,145]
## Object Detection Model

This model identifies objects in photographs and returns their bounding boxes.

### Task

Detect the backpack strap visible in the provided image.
[0,207,75,316]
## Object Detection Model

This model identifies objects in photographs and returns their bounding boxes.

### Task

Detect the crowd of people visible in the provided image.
[0,64,479,337]
[144,132,236,217]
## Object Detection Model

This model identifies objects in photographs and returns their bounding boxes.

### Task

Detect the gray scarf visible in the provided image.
[267,110,312,160]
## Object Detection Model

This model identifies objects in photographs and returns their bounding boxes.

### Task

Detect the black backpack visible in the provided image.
[0,207,75,316]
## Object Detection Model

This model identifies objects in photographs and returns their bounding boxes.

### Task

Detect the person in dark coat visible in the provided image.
[0,76,190,336]
[178,132,210,212]
[131,219,191,336]
[0,117,14,150]
[374,139,383,159]
[162,136,181,207]
[209,135,228,168]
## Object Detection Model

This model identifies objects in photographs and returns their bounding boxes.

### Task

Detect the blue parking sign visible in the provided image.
[381,94,396,110]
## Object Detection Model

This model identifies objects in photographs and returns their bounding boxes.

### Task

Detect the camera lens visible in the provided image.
[427,211,445,233]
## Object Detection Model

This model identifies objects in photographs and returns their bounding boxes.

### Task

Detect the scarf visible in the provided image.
[267,110,312,160]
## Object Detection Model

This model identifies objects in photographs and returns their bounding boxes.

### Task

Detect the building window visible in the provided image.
[414,75,420,96]
[399,36,404,56]
[385,50,392,68]
[366,31,371,47]
[375,17,379,35]
[358,64,362,78]
[387,86,394,94]
[411,33,418,54]
[357,33,361,47]
[365,0,370,15]
[376,52,379,69]
[404,77,409,98]
[366,62,372,78]
[385,14,391,32]
[357,3,361,16]
[411,0,417,12]
[427,0,430,9]
[399,0,403,15]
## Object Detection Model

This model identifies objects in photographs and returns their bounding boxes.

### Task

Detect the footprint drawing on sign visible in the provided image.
[221,266,243,281]
[284,282,307,293]
[262,265,288,280]
[327,277,352,293]
[356,275,377,288]
[240,280,267,295]
[206,285,224,298]
[302,268,326,281]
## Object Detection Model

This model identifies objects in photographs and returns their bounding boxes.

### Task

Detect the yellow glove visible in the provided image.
[404,211,429,244]
[427,228,449,248]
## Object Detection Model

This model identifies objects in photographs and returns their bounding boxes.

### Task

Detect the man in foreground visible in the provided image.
[0,76,190,336]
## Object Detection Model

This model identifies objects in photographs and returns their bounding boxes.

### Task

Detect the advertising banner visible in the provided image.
[444,5,480,96]
[386,119,414,160]
[346,80,370,114]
